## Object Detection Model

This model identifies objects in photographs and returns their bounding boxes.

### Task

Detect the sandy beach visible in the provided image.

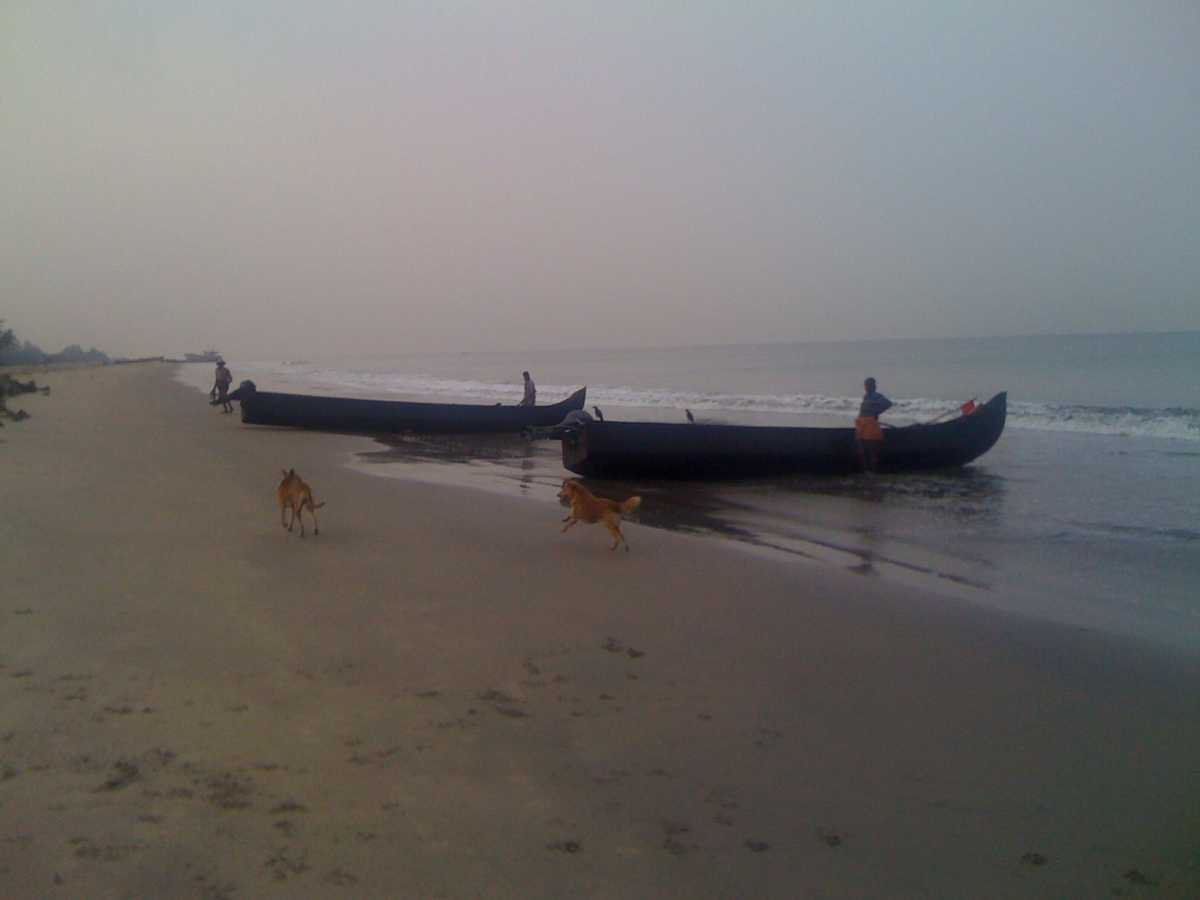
[1,363,1197,898]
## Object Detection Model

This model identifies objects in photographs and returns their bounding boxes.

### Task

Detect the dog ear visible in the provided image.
[281,469,289,478]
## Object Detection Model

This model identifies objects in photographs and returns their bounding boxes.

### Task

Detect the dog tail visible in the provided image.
[621,496,642,515]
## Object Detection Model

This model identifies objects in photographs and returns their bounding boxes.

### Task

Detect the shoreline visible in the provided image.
[182,364,1200,654]
[171,365,1032,635]
[3,362,1198,897]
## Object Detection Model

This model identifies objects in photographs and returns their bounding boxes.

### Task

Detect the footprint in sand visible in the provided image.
[205,772,254,810]
[264,846,310,882]
[705,788,739,824]
[753,727,784,749]
[270,800,308,815]
[97,760,141,792]
[324,867,359,886]
[1123,868,1157,886]
[477,688,530,718]
[493,706,529,718]
[68,837,144,862]
[592,768,631,786]
[601,637,647,659]
[197,879,236,900]
[817,827,844,847]
[661,821,694,857]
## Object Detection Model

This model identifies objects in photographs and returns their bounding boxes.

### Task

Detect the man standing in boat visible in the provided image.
[519,371,536,407]
[855,377,892,472]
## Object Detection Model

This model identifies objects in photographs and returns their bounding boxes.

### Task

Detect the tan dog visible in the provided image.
[277,468,325,537]
[557,480,642,551]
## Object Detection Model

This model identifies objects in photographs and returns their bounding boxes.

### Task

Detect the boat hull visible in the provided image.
[560,393,1007,478]
[233,385,587,434]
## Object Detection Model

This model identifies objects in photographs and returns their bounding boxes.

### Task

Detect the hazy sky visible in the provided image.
[4,2,1198,358]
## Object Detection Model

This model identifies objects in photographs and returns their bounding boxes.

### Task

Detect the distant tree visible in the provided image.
[0,322,109,366]
[50,344,109,364]
[0,323,48,366]
[0,320,11,410]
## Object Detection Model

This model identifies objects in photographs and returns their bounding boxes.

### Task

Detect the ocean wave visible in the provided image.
[238,362,1200,442]
[1065,520,1200,543]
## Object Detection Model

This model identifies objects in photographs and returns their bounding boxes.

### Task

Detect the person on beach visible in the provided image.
[855,377,892,472]
[519,371,536,407]
[212,359,234,414]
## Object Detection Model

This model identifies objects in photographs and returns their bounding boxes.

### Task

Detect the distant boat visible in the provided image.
[227,381,587,434]
[551,393,1007,479]
[183,349,221,363]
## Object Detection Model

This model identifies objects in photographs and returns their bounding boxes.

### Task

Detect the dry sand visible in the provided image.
[1,363,1198,898]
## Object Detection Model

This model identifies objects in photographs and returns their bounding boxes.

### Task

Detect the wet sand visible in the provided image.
[2,363,1198,898]
[355,432,1001,601]
[354,426,1200,653]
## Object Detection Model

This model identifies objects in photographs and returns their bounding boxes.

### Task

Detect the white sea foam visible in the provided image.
[229,361,1200,443]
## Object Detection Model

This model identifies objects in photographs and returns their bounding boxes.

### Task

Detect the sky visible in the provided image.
[3,1,1198,359]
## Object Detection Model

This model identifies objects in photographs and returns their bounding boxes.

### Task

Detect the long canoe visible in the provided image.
[227,381,586,434]
[556,392,1007,478]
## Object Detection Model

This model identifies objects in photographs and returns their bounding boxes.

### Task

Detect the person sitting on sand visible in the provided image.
[855,377,892,472]
[519,371,536,407]
[212,360,234,414]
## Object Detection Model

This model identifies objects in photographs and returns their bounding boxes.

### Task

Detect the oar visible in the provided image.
[924,398,977,425]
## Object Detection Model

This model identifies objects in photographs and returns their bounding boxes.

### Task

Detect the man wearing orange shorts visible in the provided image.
[855,377,892,472]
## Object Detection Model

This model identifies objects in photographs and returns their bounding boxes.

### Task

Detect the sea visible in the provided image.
[177,332,1200,653]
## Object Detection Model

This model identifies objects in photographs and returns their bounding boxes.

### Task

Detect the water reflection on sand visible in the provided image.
[354,432,1009,601]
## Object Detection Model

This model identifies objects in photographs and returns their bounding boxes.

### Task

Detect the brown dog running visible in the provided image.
[277,468,325,537]
[557,480,642,551]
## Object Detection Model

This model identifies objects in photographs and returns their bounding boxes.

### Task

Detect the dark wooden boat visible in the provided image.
[555,392,1007,478]
[227,381,586,434]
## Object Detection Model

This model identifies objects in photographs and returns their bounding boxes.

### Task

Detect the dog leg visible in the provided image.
[605,520,626,551]
[561,518,577,533]
[308,500,319,536]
